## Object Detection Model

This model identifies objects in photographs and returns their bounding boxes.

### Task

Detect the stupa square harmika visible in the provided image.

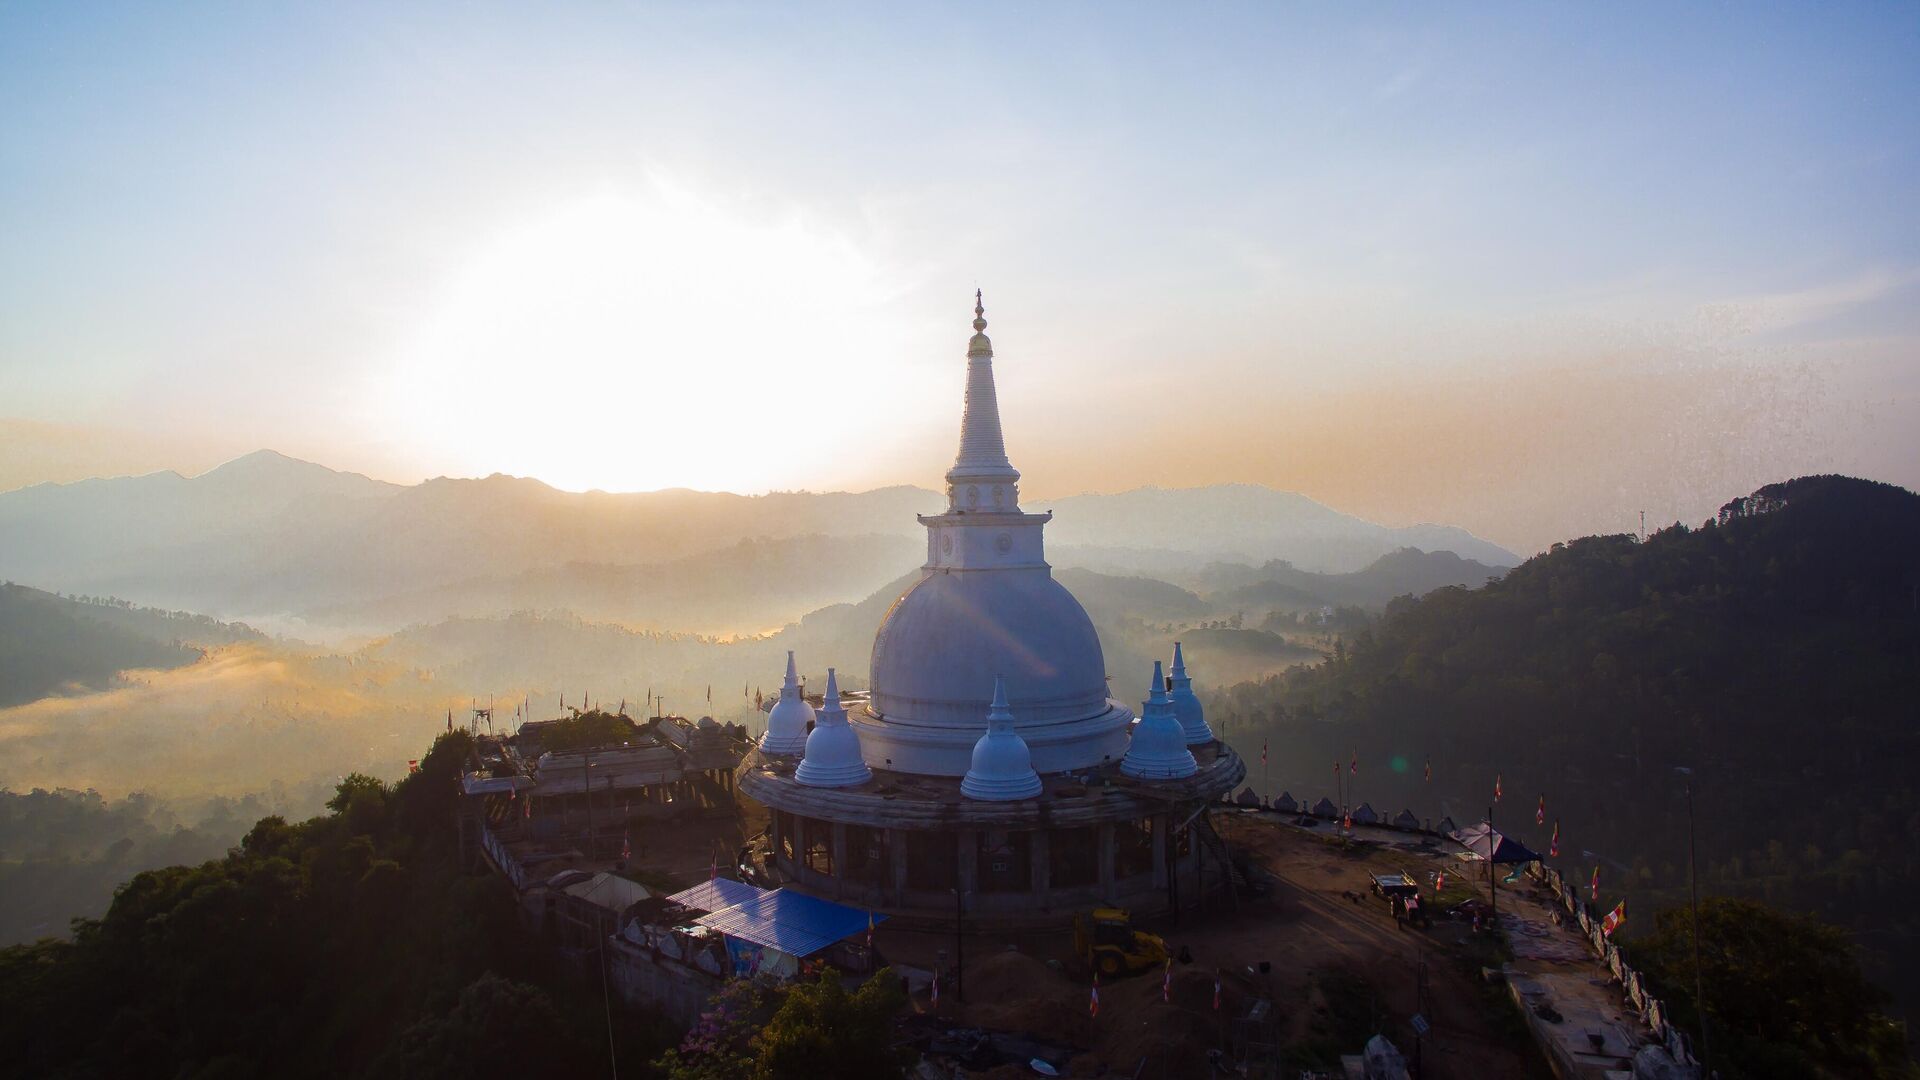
[739,294,1245,923]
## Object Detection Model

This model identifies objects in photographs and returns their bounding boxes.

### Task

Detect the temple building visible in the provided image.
[738,294,1245,923]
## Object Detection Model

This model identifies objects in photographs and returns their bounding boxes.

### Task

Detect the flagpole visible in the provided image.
[1487,801,1497,924]
[1686,776,1711,1077]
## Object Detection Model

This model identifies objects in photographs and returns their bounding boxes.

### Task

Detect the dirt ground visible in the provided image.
[877,812,1553,1079]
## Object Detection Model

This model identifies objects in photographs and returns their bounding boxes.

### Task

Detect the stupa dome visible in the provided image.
[961,676,1044,801]
[759,650,814,757]
[1121,661,1197,780]
[855,294,1131,776]
[870,570,1110,729]
[1167,641,1213,745]
[795,669,871,788]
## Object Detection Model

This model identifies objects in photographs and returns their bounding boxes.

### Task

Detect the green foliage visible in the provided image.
[0,729,669,1078]
[541,709,642,752]
[1630,898,1916,1079]
[754,968,910,1080]
[655,971,909,1080]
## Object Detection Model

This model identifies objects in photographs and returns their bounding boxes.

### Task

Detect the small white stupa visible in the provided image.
[759,650,815,756]
[961,676,1044,801]
[795,668,872,788]
[1167,641,1214,745]
[1122,660,1198,780]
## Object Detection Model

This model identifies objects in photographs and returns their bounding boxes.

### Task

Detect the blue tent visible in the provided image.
[695,888,886,958]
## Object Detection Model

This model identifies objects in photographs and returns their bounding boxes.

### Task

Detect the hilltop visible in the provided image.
[1223,475,1920,1023]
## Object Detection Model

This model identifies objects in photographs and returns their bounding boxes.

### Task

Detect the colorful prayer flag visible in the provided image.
[1601,899,1627,937]
[1090,972,1101,1018]
[1549,821,1560,858]
[1349,752,1357,775]
[622,833,632,861]
[1536,795,1546,825]
[1162,959,1172,1003]
[1424,758,1431,782]
[1495,773,1503,802]
[1590,864,1600,900]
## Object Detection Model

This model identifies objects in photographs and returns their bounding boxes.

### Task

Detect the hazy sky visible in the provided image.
[3,4,1916,554]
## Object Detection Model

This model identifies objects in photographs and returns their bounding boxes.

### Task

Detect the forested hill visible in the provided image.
[0,583,266,706]
[1218,475,1920,1015]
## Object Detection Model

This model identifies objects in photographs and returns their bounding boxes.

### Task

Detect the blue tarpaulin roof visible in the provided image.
[694,888,886,958]
[664,877,766,913]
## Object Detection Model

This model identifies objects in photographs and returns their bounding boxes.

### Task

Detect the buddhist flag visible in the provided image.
[1549,821,1560,858]
[1162,959,1172,1003]
[1349,752,1358,775]
[1424,758,1431,782]
[1342,809,1353,830]
[1536,795,1546,825]
[1435,871,1446,892]
[1213,969,1223,1011]
[1590,864,1600,900]
[621,833,632,861]
[1495,773,1503,802]
[1601,899,1627,938]
[1090,972,1101,1018]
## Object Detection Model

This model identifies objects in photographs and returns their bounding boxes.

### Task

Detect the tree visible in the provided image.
[754,969,910,1080]
[1631,898,1915,1080]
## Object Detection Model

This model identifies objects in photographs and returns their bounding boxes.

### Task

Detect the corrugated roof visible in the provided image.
[664,877,766,913]
[694,889,885,958]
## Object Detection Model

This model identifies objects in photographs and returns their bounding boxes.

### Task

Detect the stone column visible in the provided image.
[889,828,909,906]
[830,823,848,900]
[1152,815,1169,890]
[1029,829,1051,908]
[1097,823,1116,892]
[957,830,979,896]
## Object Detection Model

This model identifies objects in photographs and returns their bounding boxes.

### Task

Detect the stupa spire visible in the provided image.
[961,675,1043,801]
[947,290,1021,512]
[796,668,872,787]
[1122,660,1198,780]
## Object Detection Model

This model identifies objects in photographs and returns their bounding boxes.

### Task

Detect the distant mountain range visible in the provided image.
[0,450,1518,635]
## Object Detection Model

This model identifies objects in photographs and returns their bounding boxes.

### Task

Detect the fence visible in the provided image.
[479,822,532,892]
[1528,862,1698,1068]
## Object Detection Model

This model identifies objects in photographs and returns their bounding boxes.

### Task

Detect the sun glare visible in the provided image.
[370,182,926,493]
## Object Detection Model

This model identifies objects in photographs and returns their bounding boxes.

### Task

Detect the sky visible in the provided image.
[2,3,1916,555]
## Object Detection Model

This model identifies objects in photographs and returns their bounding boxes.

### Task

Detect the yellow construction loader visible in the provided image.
[1073,907,1169,977]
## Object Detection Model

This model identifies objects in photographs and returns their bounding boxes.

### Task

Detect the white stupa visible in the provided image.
[1121,661,1198,780]
[960,676,1044,801]
[1167,641,1214,745]
[795,668,872,788]
[758,650,815,756]
[857,292,1132,776]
